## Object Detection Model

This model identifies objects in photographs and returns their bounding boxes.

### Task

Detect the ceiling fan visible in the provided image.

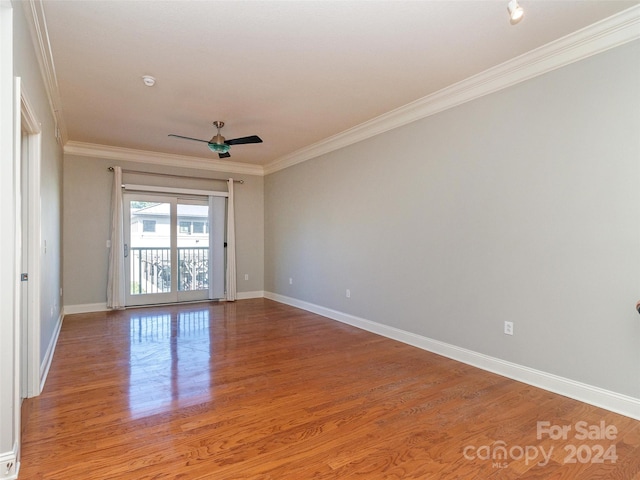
[169,121,262,158]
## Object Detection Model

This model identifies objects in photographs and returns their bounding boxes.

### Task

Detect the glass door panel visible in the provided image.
[125,195,177,306]
[177,201,209,302]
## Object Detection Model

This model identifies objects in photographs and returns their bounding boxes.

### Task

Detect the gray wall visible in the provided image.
[0,0,63,460]
[63,156,264,307]
[265,40,640,399]
[13,1,64,382]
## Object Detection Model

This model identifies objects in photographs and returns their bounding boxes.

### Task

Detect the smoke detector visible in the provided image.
[142,75,156,87]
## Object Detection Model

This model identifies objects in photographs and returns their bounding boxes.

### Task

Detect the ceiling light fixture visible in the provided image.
[207,121,231,154]
[507,0,524,24]
[142,75,156,87]
[208,142,230,154]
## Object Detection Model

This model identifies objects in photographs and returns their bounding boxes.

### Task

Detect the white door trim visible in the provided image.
[19,82,42,398]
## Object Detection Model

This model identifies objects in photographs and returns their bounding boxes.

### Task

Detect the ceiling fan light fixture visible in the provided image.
[208,142,230,154]
[507,0,524,24]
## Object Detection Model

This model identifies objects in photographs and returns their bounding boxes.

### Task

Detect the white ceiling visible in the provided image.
[38,0,638,170]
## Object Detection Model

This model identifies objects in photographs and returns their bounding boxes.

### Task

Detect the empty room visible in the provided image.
[1,0,639,478]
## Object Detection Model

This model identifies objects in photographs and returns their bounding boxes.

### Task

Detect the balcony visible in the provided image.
[130,247,209,294]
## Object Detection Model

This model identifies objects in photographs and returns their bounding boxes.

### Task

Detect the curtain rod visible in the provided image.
[107,167,244,184]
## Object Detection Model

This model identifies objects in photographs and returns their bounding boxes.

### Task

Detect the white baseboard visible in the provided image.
[237,290,265,300]
[264,292,640,421]
[39,312,63,394]
[63,295,266,313]
[63,302,108,315]
[0,441,19,479]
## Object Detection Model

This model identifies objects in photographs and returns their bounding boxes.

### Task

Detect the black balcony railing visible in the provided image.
[130,247,209,294]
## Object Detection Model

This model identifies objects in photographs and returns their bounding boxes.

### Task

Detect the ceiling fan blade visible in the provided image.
[219,152,231,159]
[168,134,210,143]
[225,135,263,145]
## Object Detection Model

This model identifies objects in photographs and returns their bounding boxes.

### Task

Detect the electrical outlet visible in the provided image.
[346,289,351,298]
[289,277,293,285]
[244,274,249,281]
[504,321,514,336]
[4,461,16,476]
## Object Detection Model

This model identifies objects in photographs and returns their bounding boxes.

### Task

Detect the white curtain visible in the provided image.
[225,179,237,301]
[106,166,126,309]
[208,195,225,300]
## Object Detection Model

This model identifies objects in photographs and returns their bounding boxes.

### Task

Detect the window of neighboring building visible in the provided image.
[193,221,205,234]
[142,220,156,233]
[179,221,191,234]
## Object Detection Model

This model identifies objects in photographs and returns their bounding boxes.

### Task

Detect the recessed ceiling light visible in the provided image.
[507,0,524,24]
[142,75,156,87]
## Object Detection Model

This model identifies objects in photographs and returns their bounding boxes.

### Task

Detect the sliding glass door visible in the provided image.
[124,194,211,306]
[176,201,211,301]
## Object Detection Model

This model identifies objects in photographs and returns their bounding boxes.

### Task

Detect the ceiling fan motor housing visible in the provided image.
[210,121,228,149]
[208,125,230,152]
[210,133,226,145]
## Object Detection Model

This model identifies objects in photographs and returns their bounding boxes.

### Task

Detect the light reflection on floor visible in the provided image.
[128,308,212,418]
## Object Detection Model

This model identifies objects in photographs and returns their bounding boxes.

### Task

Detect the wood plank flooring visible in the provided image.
[19,298,640,479]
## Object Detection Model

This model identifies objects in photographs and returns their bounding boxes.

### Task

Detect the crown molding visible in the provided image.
[264,5,640,175]
[23,0,639,176]
[22,0,67,145]
[64,141,265,176]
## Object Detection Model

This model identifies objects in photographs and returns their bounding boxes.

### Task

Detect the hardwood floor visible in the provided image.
[19,298,640,479]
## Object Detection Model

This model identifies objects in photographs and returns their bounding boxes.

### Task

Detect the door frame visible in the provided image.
[124,193,212,306]
[18,80,42,399]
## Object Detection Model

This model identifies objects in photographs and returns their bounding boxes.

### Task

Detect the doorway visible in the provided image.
[124,193,225,306]
[19,81,42,400]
